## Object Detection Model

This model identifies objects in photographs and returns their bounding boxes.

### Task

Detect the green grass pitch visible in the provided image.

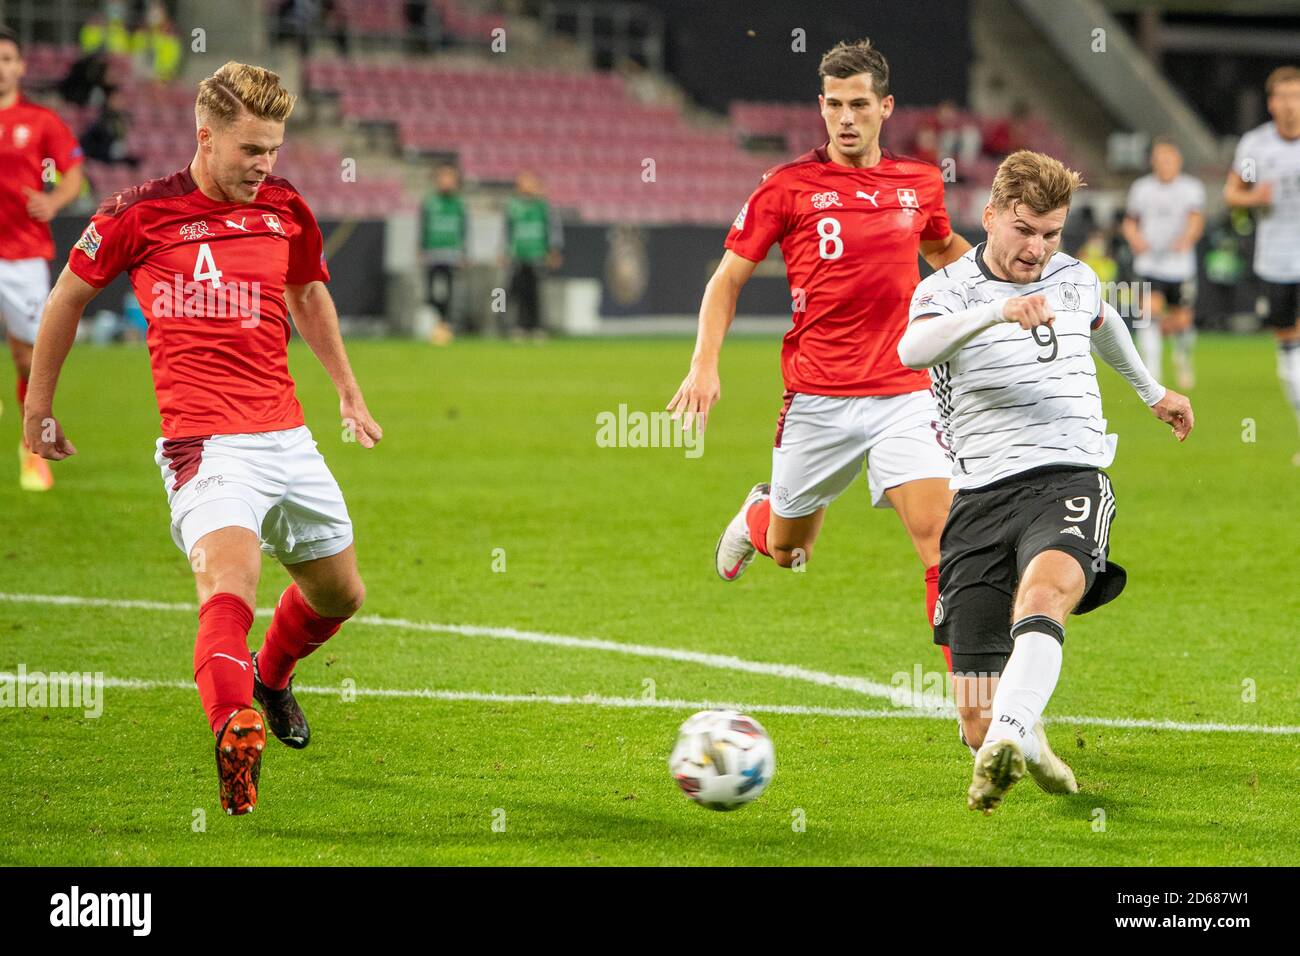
[1,333,1297,865]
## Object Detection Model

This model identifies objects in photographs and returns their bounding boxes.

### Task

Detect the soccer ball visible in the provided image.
[668,709,775,811]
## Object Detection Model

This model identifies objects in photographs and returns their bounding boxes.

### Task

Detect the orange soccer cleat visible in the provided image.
[19,440,53,491]
[215,707,266,815]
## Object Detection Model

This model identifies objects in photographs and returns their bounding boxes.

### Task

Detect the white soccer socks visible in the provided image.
[1172,328,1196,385]
[1279,340,1300,437]
[983,616,1065,764]
[1138,319,1163,380]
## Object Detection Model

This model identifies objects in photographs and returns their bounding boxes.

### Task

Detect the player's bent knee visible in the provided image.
[313,580,365,619]
[771,544,812,569]
[339,581,366,617]
[197,572,259,608]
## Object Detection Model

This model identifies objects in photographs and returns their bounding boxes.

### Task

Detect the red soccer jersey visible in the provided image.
[725,145,951,396]
[0,95,83,261]
[68,167,330,439]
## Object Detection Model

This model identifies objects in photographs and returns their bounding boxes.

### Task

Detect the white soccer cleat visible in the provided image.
[968,738,1026,815]
[714,482,770,581]
[1026,720,1078,795]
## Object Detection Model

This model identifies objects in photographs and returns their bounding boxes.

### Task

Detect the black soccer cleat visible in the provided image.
[252,651,311,749]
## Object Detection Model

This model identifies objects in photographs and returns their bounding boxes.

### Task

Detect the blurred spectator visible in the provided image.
[1078,229,1119,286]
[79,2,132,56]
[322,0,350,56]
[277,0,316,56]
[911,124,940,165]
[983,101,1033,159]
[932,100,981,166]
[405,0,442,54]
[420,164,468,340]
[131,1,182,84]
[502,171,562,341]
[59,49,111,107]
[277,0,348,58]
[80,86,139,167]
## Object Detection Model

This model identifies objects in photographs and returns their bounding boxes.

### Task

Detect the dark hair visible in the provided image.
[0,25,21,53]
[818,38,890,98]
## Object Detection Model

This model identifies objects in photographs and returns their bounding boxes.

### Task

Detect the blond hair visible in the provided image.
[989,149,1086,214]
[195,61,296,127]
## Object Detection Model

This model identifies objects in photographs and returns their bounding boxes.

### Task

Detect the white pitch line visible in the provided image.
[0,591,908,704]
[3,673,1299,736]
[3,592,1299,737]
[0,673,932,721]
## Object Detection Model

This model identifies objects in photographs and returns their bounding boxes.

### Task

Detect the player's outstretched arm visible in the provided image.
[899,295,1051,369]
[1089,302,1193,441]
[666,250,759,432]
[286,281,383,449]
[23,266,99,460]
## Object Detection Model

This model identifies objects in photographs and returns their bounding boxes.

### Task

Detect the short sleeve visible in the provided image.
[68,204,139,288]
[1124,180,1142,217]
[1188,178,1206,211]
[286,192,330,285]
[42,113,83,172]
[908,274,967,322]
[724,171,789,262]
[921,168,952,242]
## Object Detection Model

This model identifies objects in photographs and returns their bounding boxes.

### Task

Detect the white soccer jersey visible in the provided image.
[1126,173,1205,282]
[908,245,1116,490]
[1233,122,1300,283]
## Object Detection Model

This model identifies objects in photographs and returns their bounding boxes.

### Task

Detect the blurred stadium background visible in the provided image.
[3,0,1295,338]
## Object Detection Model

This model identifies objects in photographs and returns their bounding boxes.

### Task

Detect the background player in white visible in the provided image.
[1121,137,1204,389]
[668,40,970,665]
[899,151,1194,813]
[1225,65,1300,464]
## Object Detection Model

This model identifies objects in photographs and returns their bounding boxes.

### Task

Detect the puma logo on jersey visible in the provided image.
[1059,526,1085,538]
[225,217,250,232]
[856,190,880,207]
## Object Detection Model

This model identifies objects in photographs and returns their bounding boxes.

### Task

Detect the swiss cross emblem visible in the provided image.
[262,214,284,234]
[896,188,919,208]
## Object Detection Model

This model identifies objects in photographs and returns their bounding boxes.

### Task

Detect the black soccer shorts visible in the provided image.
[1137,274,1196,310]
[1260,281,1300,331]
[933,464,1127,675]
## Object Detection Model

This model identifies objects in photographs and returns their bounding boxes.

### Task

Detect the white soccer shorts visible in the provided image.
[770,389,953,518]
[154,425,354,564]
[0,257,50,345]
